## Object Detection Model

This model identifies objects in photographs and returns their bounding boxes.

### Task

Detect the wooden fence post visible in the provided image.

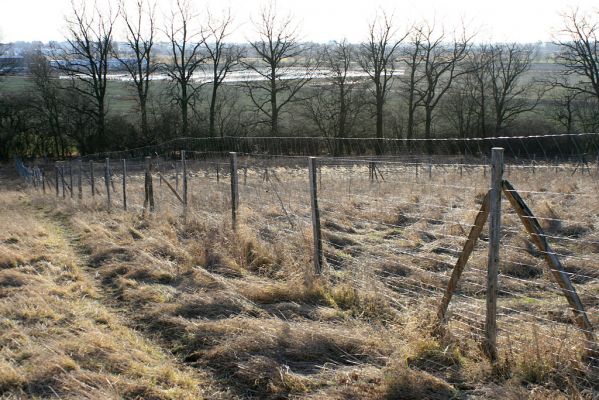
[104,158,111,210]
[309,157,323,275]
[182,150,188,211]
[90,161,95,197]
[122,159,127,211]
[484,147,504,362]
[68,162,73,199]
[55,164,59,197]
[175,161,179,192]
[61,165,66,199]
[230,152,239,229]
[77,159,83,200]
[41,169,46,195]
[144,156,155,212]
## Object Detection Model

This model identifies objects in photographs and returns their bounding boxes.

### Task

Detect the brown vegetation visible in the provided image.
[1,159,598,398]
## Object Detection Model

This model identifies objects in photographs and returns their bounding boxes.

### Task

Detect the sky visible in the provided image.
[0,0,597,44]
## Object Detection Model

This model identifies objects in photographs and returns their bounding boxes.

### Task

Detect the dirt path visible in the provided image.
[0,190,229,399]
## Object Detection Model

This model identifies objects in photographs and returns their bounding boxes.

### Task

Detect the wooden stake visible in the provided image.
[182,150,187,210]
[77,159,82,200]
[309,157,323,275]
[230,152,239,229]
[55,164,59,197]
[61,165,66,199]
[69,162,73,198]
[42,169,46,194]
[104,158,111,210]
[484,147,504,362]
[144,156,154,212]
[122,159,127,211]
[90,161,95,197]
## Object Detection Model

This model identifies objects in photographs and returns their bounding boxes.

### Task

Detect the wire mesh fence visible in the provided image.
[20,133,599,378]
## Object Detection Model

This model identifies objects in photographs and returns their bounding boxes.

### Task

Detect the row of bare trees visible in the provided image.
[1,3,599,158]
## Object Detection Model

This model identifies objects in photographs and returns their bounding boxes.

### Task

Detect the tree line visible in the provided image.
[1,1,599,159]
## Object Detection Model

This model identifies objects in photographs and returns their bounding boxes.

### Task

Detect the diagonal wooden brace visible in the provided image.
[502,180,596,345]
[436,191,490,327]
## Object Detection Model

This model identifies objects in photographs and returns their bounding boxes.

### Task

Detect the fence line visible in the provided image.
[18,135,599,376]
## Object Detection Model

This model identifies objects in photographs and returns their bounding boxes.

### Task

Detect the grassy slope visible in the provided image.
[0,177,224,398]
[1,162,596,399]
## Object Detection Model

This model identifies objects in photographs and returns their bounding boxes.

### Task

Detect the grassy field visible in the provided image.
[1,155,598,399]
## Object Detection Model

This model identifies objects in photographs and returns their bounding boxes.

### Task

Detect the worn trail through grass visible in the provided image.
[0,190,226,399]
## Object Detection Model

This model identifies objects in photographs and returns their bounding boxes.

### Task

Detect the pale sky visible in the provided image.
[0,0,597,43]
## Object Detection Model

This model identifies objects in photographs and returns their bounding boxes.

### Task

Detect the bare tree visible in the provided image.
[358,12,407,141]
[440,72,479,138]
[57,0,117,151]
[400,28,425,140]
[28,51,67,156]
[487,43,542,134]
[244,3,314,136]
[555,9,599,106]
[305,40,365,155]
[201,9,243,138]
[115,0,156,141]
[411,22,472,141]
[164,0,205,137]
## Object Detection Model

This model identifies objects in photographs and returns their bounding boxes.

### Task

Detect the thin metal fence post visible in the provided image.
[230,152,238,229]
[104,158,111,210]
[484,147,504,362]
[309,157,323,275]
[122,159,127,211]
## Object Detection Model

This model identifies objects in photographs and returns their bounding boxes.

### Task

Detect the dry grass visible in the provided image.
[0,189,219,399]
[2,159,599,398]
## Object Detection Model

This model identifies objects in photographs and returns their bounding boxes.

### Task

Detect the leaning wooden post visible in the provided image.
[484,147,504,362]
[309,157,323,275]
[502,180,597,346]
[122,159,127,211]
[90,161,95,197]
[436,191,490,328]
[55,163,59,197]
[77,159,83,200]
[230,152,239,229]
[104,158,111,210]
[182,150,188,212]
